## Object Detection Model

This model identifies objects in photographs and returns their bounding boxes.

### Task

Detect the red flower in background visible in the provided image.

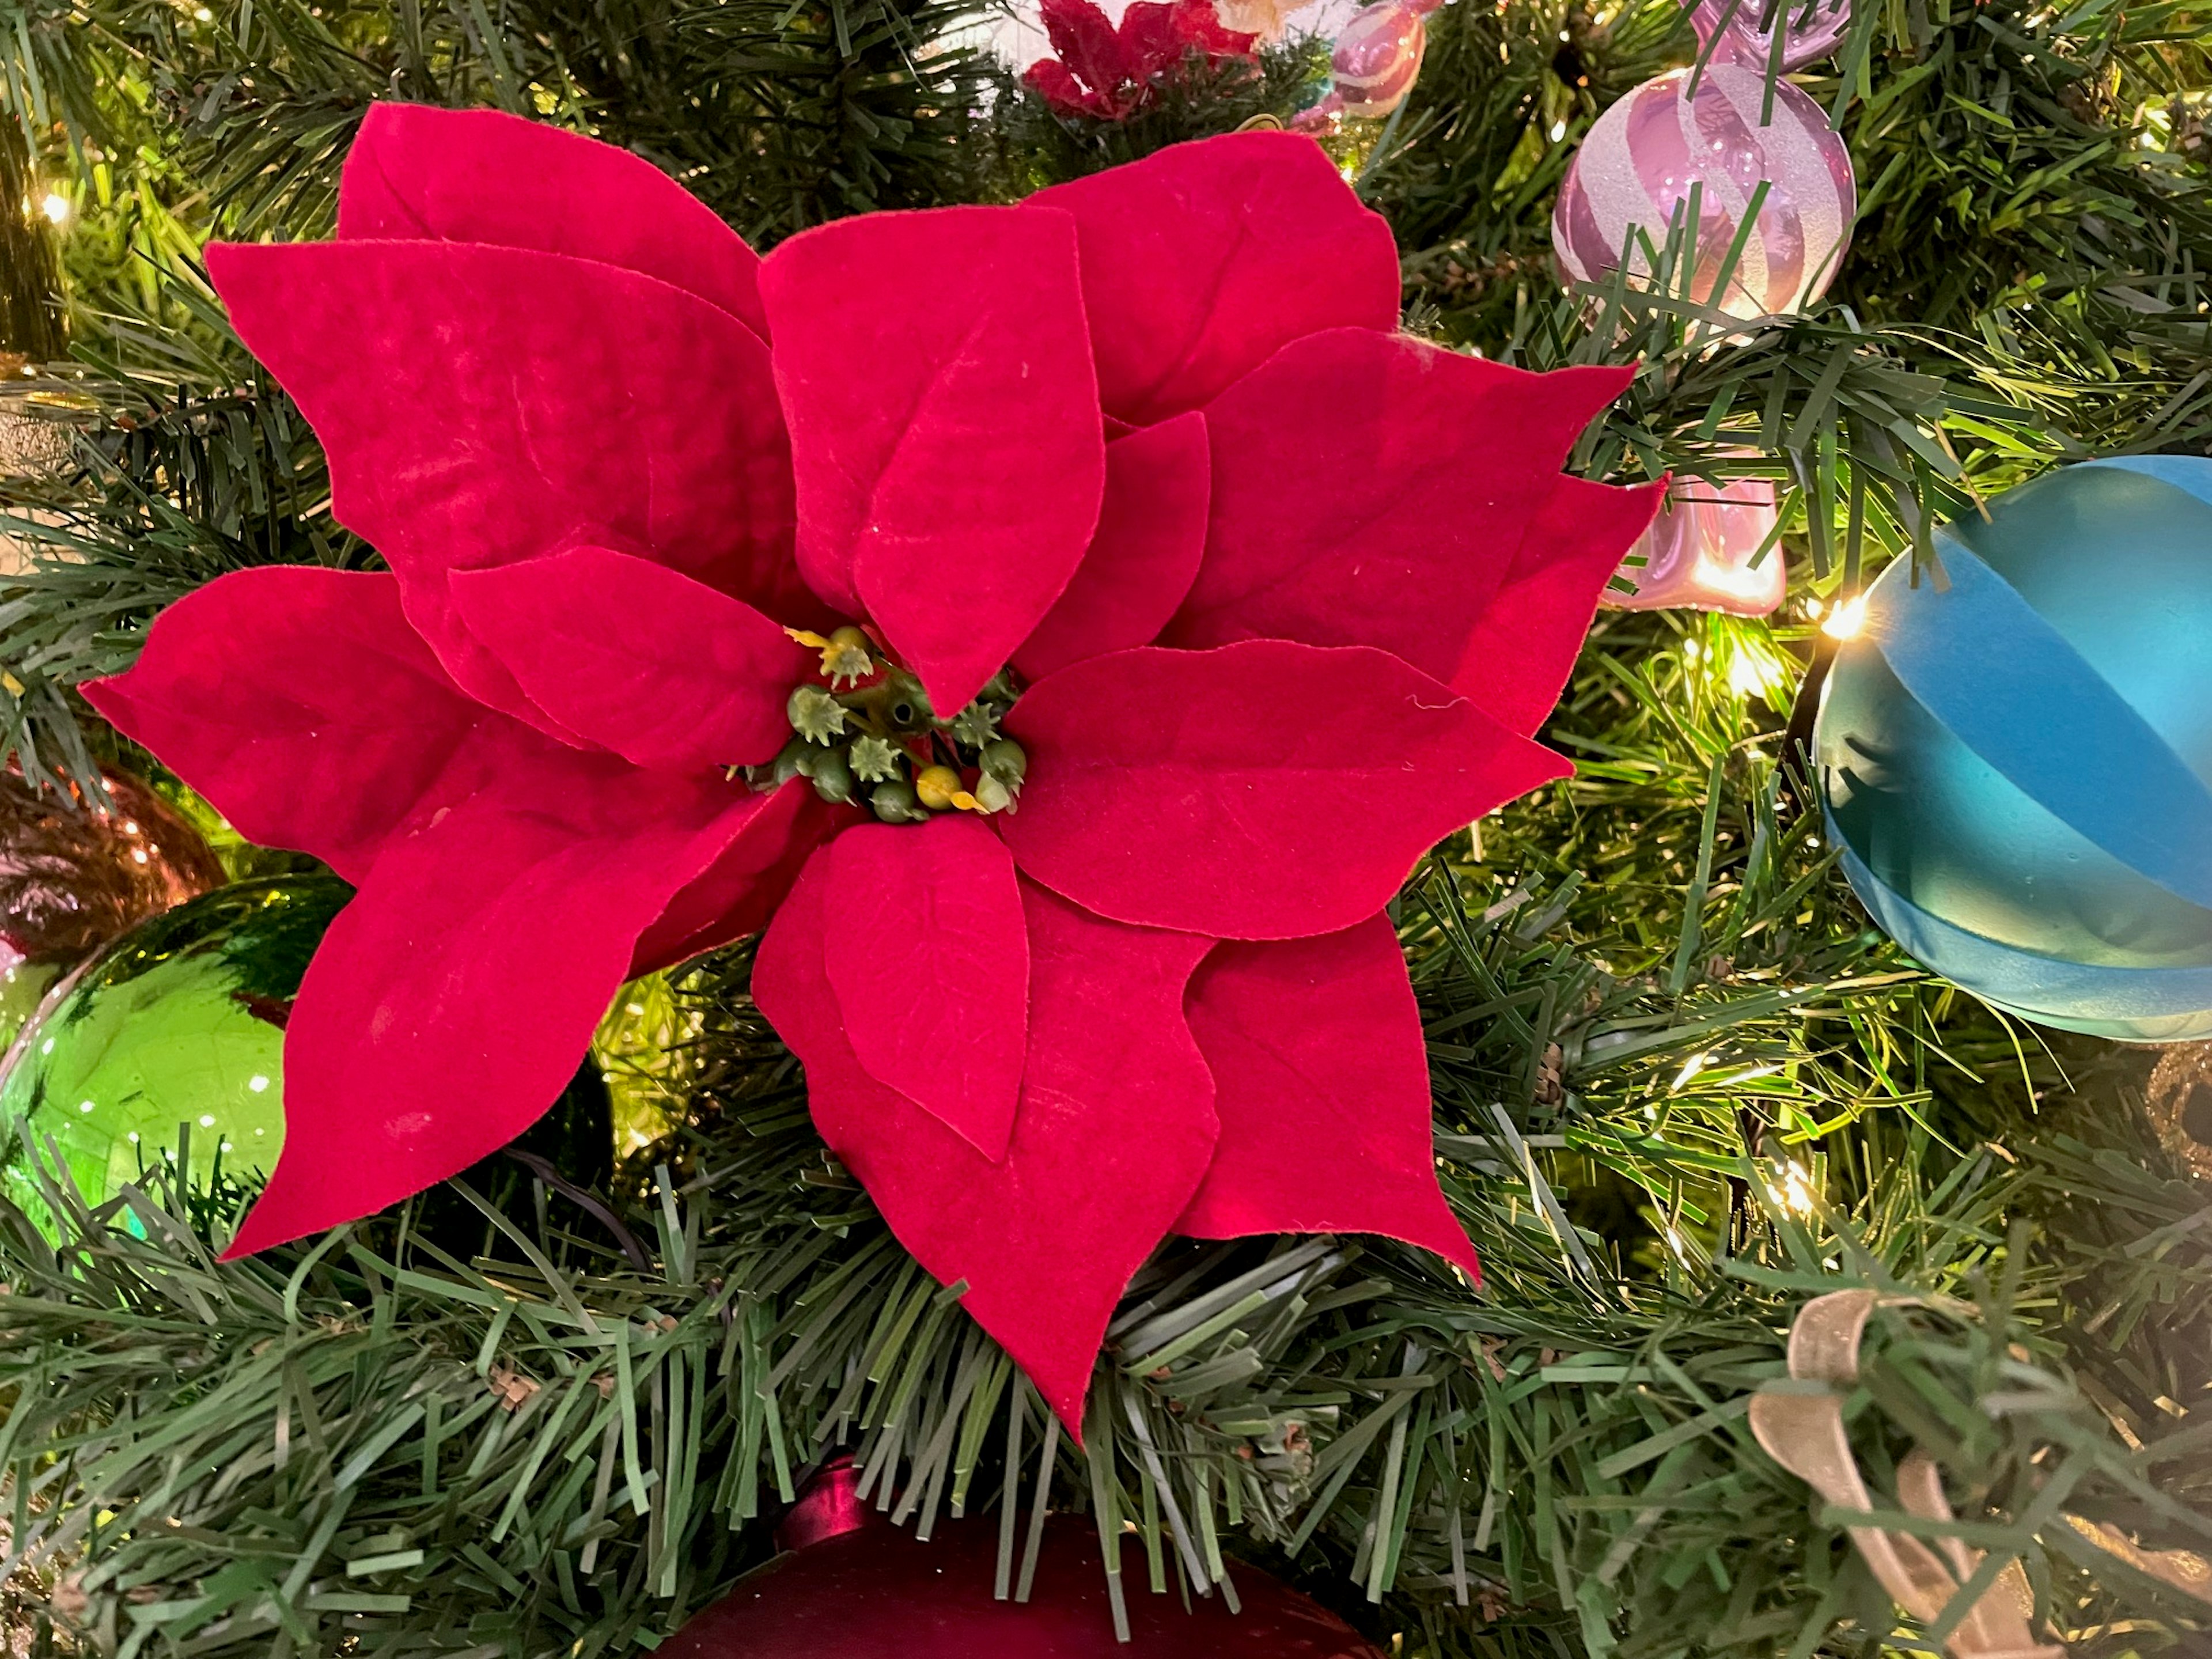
[1025,0,1259,120]
[86,105,1661,1427]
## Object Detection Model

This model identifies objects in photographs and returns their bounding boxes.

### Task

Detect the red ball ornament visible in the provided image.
[664,1464,1385,1658]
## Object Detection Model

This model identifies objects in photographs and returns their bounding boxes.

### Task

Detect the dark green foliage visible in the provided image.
[0,797,2206,1657]
[540,0,999,244]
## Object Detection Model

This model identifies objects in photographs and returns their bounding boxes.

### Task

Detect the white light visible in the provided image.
[40,1037,54,1055]
[221,1142,234,1152]
[1549,120,1567,142]
[198,1114,215,1127]
[1821,595,1868,639]
[248,1074,270,1092]
[38,192,67,225]
[77,1099,93,1113]
[127,1132,139,1143]
[1777,1162,1819,1215]
[1728,652,1779,701]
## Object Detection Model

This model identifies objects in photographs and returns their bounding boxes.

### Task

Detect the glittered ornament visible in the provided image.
[2146,1044,2212,1180]
[0,765,225,1049]
[1551,64,1856,319]
[1604,472,1784,615]
[1295,0,1438,126]
[1817,457,2212,1043]
[1691,0,1852,73]
[0,875,347,1214]
[664,1461,1386,1658]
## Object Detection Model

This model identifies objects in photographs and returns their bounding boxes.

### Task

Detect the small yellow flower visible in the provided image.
[914,765,963,810]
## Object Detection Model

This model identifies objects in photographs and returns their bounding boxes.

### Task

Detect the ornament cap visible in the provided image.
[775,1456,872,1552]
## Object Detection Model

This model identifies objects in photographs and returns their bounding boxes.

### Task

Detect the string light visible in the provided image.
[39,192,69,225]
[1820,595,1868,639]
[1776,1160,1819,1215]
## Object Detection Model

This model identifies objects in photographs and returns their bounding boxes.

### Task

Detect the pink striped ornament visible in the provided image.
[1294,0,1437,126]
[1604,472,1784,615]
[1551,64,1855,320]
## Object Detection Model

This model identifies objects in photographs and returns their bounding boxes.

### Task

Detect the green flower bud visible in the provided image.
[971,771,1013,814]
[849,734,903,784]
[770,737,812,789]
[820,624,874,687]
[808,749,855,804]
[950,702,1000,748]
[981,738,1027,785]
[870,779,929,824]
[788,683,847,744]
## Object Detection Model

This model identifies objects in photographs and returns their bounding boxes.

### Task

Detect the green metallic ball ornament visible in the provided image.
[0,875,350,1213]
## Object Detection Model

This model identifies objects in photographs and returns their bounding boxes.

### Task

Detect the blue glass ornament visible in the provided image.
[1816,457,2212,1042]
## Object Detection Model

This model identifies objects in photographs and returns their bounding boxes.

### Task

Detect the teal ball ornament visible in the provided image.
[0,875,350,1214]
[1816,457,2212,1041]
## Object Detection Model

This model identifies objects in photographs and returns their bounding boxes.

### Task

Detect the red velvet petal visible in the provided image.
[1023,59,1114,119]
[225,764,767,1256]
[1456,474,1666,737]
[631,786,851,975]
[1169,0,1257,54]
[1024,132,1400,426]
[821,818,1031,1162]
[1000,641,1568,940]
[1013,412,1210,681]
[1176,916,1478,1278]
[1040,0,1134,97]
[450,546,807,774]
[81,567,525,885]
[336,103,768,338]
[1164,334,1633,680]
[1118,1,1186,70]
[755,863,1217,1433]
[205,240,810,733]
[759,208,1105,715]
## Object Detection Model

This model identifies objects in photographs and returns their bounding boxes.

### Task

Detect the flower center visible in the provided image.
[757,625,1028,824]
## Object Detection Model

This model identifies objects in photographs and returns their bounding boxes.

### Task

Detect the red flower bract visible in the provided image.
[85,105,1662,1429]
[1024,0,1259,121]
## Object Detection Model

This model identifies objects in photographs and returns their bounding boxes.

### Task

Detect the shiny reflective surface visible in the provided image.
[1552,65,1855,319]
[0,875,349,1216]
[1818,459,2212,1040]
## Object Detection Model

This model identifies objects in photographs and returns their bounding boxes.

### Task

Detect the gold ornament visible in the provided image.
[2146,1043,2212,1180]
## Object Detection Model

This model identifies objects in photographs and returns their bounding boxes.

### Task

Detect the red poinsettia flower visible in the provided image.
[86,103,1660,1427]
[1025,0,1259,120]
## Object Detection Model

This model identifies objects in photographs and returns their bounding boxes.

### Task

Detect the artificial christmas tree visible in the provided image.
[0,0,2207,1654]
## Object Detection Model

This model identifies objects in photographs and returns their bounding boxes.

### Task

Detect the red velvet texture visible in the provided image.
[86,105,1660,1420]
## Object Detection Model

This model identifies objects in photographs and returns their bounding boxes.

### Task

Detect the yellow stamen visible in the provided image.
[786,624,874,686]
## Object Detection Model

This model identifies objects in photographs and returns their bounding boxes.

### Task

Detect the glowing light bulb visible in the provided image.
[38,192,69,225]
[1777,1161,1819,1214]
[1820,595,1868,639]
